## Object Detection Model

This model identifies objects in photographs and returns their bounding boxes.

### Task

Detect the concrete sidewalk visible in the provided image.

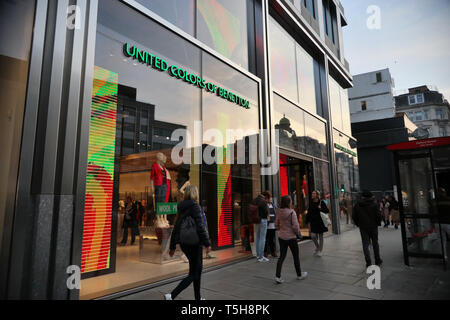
[119,226,450,300]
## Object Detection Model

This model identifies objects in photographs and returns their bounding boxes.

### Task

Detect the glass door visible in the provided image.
[398,155,445,264]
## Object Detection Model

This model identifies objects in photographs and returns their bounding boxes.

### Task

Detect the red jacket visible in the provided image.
[151,163,167,186]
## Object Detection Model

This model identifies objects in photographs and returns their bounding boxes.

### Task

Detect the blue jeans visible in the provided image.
[255,219,268,259]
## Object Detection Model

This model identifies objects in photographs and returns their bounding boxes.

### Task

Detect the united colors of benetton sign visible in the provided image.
[123,43,250,109]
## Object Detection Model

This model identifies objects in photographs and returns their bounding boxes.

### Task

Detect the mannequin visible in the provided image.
[151,152,170,228]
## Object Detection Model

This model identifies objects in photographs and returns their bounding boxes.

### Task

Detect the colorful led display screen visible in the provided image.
[216,113,233,247]
[81,66,118,274]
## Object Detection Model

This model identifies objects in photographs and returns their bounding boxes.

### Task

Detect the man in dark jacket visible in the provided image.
[353,191,383,267]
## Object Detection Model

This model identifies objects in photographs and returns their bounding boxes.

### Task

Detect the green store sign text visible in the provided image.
[123,43,250,109]
[334,143,357,157]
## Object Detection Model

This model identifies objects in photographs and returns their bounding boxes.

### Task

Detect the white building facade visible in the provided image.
[395,86,450,138]
[348,69,396,123]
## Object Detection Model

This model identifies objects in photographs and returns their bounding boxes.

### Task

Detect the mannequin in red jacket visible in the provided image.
[151,152,171,228]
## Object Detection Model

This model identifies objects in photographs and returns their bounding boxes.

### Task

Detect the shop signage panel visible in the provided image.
[334,143,357,157]
[156,202,178,215]
[123,43,251,110]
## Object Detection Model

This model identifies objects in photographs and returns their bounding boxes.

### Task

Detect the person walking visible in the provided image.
[120,196,139,245]
[380,196,390,228]
[353,191,383,268]
[274,195,308,284]
[165,185,211,301]
[305,190,329,257]
[389,196,400,230]
[264,191,278,258]
[253,193,269,262]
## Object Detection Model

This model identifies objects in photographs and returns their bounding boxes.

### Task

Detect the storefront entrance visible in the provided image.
[279,152,314,237]
[78,0,261,299]
[388,138,450,269]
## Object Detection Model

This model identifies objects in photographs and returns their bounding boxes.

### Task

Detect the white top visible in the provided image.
[268,204,276,230]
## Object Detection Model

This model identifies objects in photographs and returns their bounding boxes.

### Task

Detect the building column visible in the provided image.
[7,0,98,300]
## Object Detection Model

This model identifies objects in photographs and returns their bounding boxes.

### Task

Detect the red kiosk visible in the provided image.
[387,137,450,269]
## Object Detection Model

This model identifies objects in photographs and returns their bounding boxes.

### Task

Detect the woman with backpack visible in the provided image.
[165,185,211,301]
[274,195,308,284]
[305,190,330,257]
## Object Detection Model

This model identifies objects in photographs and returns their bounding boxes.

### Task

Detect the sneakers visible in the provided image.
[275,277,284,284]
[258,257,269,262]
[313,250,319,256]
[164,293,172,300]
[297,272,308,280]
[316,251,323,257]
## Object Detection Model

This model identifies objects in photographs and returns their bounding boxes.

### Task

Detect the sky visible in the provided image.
[341,0,450,99]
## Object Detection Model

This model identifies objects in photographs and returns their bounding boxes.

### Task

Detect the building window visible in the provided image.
[408,93,424,105]
[361,101,367,111]
[269,17,298,103]
[416,93,424,104]
[303,0,316,19]
[436,109,443,119]
[415,111,422,121]
[297,45,318,114]
[376,72,382,83]
[407,112,414,121]
[322,0,337,44]
[424,110,429,120]
[80,0,261,298]
[439,127,446,137]
[197,0,251,70]
[135,0,195,36]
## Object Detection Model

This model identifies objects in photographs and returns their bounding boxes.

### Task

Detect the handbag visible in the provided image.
[319,201,331,226]
[179,215,200,246]
[320,211,331,226]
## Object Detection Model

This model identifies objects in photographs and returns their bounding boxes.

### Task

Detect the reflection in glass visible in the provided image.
[304,113,327,160]
[329,76,342,131]
[340,87,352,135]
[297,45,317,115]
[80,0,259,298]
[334,130,359,228]
[273,94,305,154]
[0,0,35,266]
[197,0,249,69]
[134,0,195,36]
[269,17,298,102]
[202,51,260,248]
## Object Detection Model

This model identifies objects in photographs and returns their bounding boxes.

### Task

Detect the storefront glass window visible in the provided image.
[313,159,332,230]
[80,0,259,299]
[329,76,342,131]
[197,0,249,69]
[304,113,328,160]
[269,17,298,103]
[297,45,317,115]
[135,0,196,36]
[0,0,36,280]
[340,87,352,135]
[334,131,359,230]
[201,52,260,248]
[273,93,306,154]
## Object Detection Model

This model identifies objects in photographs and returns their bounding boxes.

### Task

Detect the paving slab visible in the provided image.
[119,228,450,300]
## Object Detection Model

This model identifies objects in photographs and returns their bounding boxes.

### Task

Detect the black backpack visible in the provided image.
[179,215,200,246]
